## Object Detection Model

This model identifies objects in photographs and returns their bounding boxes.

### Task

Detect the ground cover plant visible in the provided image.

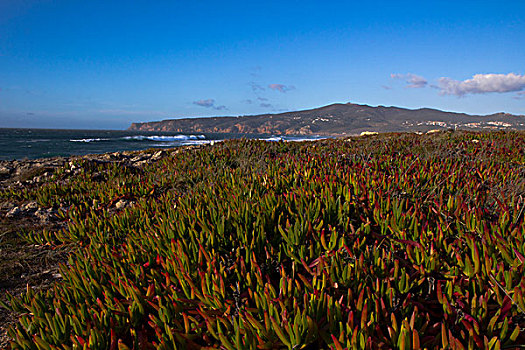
[2,131,525,349]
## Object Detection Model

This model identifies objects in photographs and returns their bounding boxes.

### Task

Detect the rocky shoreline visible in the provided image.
[0,146,198,348]
[0,148,174,217]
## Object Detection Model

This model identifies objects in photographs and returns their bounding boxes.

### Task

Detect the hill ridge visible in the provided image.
[128,103,525,135]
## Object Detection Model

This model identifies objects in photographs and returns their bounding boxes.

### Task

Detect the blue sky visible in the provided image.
[0,0,524,129]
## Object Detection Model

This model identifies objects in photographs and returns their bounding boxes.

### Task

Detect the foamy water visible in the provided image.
[0,128,327,160]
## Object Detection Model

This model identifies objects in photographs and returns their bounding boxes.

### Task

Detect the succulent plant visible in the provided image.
[3,132,525,349]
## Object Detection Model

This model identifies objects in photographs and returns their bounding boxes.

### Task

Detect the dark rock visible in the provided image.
[6,207,21,218]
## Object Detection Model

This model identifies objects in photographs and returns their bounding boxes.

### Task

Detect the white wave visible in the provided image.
[70,138,109,143]
[123,134,206,141]
[261,136,284,142]
[149,139,224,147]
[259,135,327,142]
[180,139,223,146]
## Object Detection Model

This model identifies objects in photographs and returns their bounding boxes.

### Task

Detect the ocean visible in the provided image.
[0,128,326,160]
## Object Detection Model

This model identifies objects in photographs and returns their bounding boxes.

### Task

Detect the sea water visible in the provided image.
[0,128,326,160]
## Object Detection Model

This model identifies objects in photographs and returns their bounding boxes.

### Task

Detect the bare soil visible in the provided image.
[0,156,86,348]
[0,207,70,348]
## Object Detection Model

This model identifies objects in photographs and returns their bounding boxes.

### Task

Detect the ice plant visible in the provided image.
[2,131,525,349]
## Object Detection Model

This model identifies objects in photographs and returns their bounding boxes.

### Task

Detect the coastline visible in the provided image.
[0,145,200,347]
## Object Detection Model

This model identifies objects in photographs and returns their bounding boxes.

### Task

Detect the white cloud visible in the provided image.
[437,73,525,96]
[268,83,295,93]
[193,99,227,110]
[193,99,215,108]
[391,73,427,88]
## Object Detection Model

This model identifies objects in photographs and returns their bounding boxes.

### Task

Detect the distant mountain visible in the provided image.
[128,103,525,136]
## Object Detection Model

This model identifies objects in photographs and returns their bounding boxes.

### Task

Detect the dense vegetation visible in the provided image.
[2,131,525,349]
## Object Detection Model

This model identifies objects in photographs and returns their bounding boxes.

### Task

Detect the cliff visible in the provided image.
[128,103,525,135]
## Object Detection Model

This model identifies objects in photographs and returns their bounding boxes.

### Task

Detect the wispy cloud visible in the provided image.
[514,91,525,100]
[391,73,428,88]
[437,73,525,96]
[250,66,262,78]
[249,82,265,92]
[381,85,393,90]
[193,99,227,110]
[260,103,274,108]
[193,99,215,108]
[1,85,44,96]
[268,83,295,93]
[244,97,269,104]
